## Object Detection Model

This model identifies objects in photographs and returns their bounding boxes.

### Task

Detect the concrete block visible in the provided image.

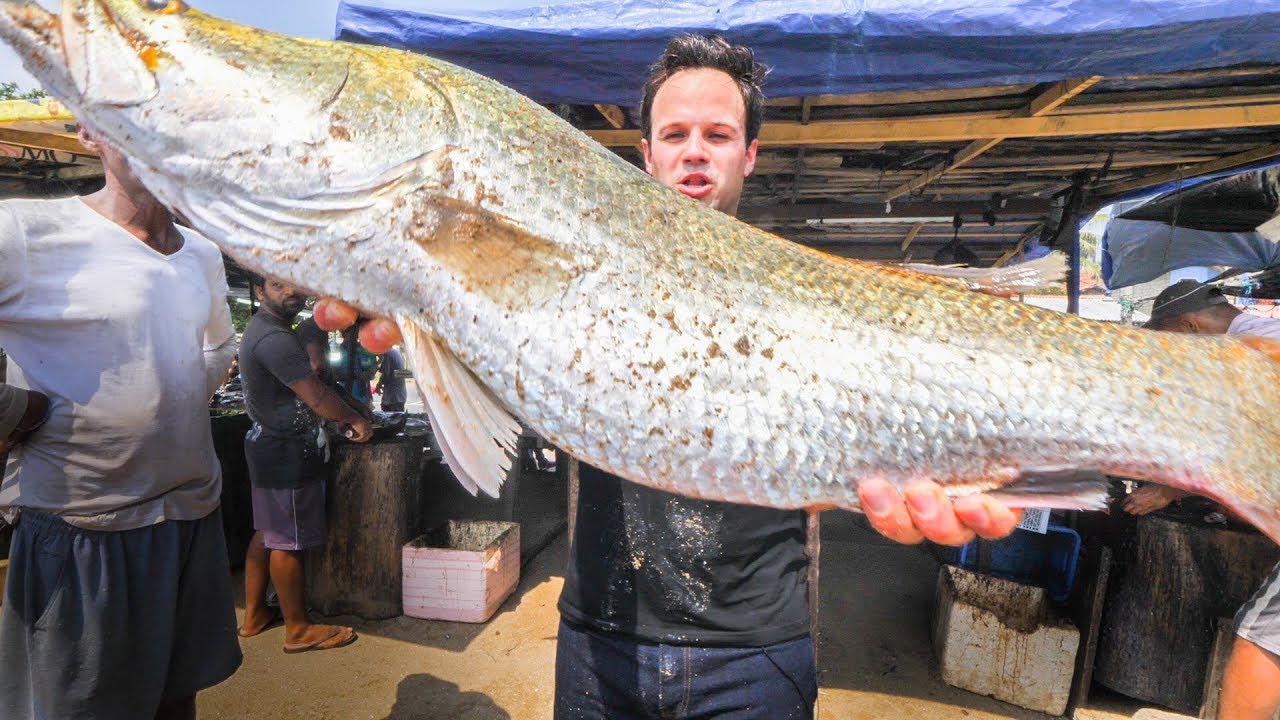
[402,520,520,623]
[933,565,1080,716]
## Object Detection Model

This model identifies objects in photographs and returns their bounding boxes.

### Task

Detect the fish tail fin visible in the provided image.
[902,253,1067,295]
[397,315,520,498]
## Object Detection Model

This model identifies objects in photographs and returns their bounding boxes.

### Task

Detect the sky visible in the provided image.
[0,0,344,92]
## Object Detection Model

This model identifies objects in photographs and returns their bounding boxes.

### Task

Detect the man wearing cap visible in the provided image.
[1131,278,1280,720]
[1142,278,1274,336]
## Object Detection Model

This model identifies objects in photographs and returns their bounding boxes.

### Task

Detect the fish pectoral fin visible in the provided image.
[1236,335,1280,362]
[397,315,520,498]
[982,467,1111,510]
[902,253,1067,295]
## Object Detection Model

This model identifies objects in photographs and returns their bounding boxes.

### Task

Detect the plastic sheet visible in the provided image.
[335,0,1280,106]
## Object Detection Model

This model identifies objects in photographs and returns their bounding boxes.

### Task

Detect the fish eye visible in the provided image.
[142,0,187,14]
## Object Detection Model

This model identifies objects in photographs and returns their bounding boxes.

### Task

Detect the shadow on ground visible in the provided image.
[383,673,511,720]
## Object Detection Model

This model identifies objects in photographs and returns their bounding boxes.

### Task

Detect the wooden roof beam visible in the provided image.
[883,76,1103,202]
[586,102,1280,147]
[594,104,626,130]
[899,223,924,252]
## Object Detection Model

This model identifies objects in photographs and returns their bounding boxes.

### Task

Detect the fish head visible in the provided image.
[0,0,465,311]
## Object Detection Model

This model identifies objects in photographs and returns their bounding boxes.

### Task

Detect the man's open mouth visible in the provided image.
[678,174,713,198]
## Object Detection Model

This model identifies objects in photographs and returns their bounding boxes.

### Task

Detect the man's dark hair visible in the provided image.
[640,33,768,145]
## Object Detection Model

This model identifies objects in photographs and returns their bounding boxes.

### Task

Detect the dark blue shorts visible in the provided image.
[0,509,242,719]
[554,619,817,720]
[251,483,326,551]
[244,427,328,551]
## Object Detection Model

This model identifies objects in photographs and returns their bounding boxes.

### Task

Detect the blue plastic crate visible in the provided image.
[955,523,1081,605]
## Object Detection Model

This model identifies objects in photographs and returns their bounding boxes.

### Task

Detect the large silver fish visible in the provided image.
[4,0,1280,541]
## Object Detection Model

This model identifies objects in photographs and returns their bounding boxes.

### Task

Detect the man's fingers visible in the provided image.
[858,477,925,545]
[358,318,402,354]
[347,420,374,443]
[905,484,976,546]
[954,494,1021,541]
[313,298,359,331]
[1122,486,1173,516]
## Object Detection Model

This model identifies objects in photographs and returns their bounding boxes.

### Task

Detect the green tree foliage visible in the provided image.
[228,298,253,333]
[0,82,47,101]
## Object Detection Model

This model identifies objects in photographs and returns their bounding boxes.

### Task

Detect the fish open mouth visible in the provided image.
[57,0,160,107]
[0,2,66,93]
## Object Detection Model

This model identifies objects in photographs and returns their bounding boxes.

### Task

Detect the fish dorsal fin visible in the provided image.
[397,315,520,498]
[1237,335,1280,362]
[901,253,1067,295]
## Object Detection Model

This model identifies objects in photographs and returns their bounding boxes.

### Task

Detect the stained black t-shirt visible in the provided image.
[558,462,811,647]
[239,312,319,439]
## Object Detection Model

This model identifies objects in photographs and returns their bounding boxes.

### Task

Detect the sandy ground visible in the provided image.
[199,513,1145,720]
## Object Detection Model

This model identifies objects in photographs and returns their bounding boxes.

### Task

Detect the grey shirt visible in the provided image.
[239,312,320,438]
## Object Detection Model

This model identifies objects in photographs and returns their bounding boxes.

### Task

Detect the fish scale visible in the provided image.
[3,0,1280,541]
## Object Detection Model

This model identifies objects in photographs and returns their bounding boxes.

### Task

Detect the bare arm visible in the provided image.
[287,375,373,442]
[0,386,49,455]
[203,254,238,399]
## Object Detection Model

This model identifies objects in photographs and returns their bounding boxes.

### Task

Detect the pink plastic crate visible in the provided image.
[402,520,520,623]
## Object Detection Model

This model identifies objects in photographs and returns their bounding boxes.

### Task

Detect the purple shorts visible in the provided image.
[251,484,326,551]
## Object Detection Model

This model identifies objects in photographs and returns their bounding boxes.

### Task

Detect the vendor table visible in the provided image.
[305,425,434,620]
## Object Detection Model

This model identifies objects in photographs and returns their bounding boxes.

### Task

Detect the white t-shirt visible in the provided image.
[1228,312,1280,339]
[0,197,236,530]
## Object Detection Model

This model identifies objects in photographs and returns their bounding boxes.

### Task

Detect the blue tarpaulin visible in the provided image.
[335,0,1280,106]
[1100,159,1280,289]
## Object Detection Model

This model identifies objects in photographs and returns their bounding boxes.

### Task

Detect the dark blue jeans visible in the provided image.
[554,620,816,720]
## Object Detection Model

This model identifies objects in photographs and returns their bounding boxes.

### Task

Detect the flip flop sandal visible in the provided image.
[283,627,358,654]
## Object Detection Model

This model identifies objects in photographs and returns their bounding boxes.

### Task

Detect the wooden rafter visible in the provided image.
[899,223,924,252]
[1092,143,1280,197]
[883,76,1103,202]
[767,84,1038,109]
[594,104,626,130]
[586,102,1280,148]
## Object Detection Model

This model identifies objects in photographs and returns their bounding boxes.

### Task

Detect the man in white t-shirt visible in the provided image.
[0,127,242,720]
[1133,278,1280,720]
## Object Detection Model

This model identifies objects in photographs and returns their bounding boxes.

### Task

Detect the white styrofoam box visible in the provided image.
[402,520,520,623]
[933,564,1080,716]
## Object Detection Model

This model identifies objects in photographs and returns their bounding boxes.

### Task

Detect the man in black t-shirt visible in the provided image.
[238,275,373,654]
[554,35,1021,720]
